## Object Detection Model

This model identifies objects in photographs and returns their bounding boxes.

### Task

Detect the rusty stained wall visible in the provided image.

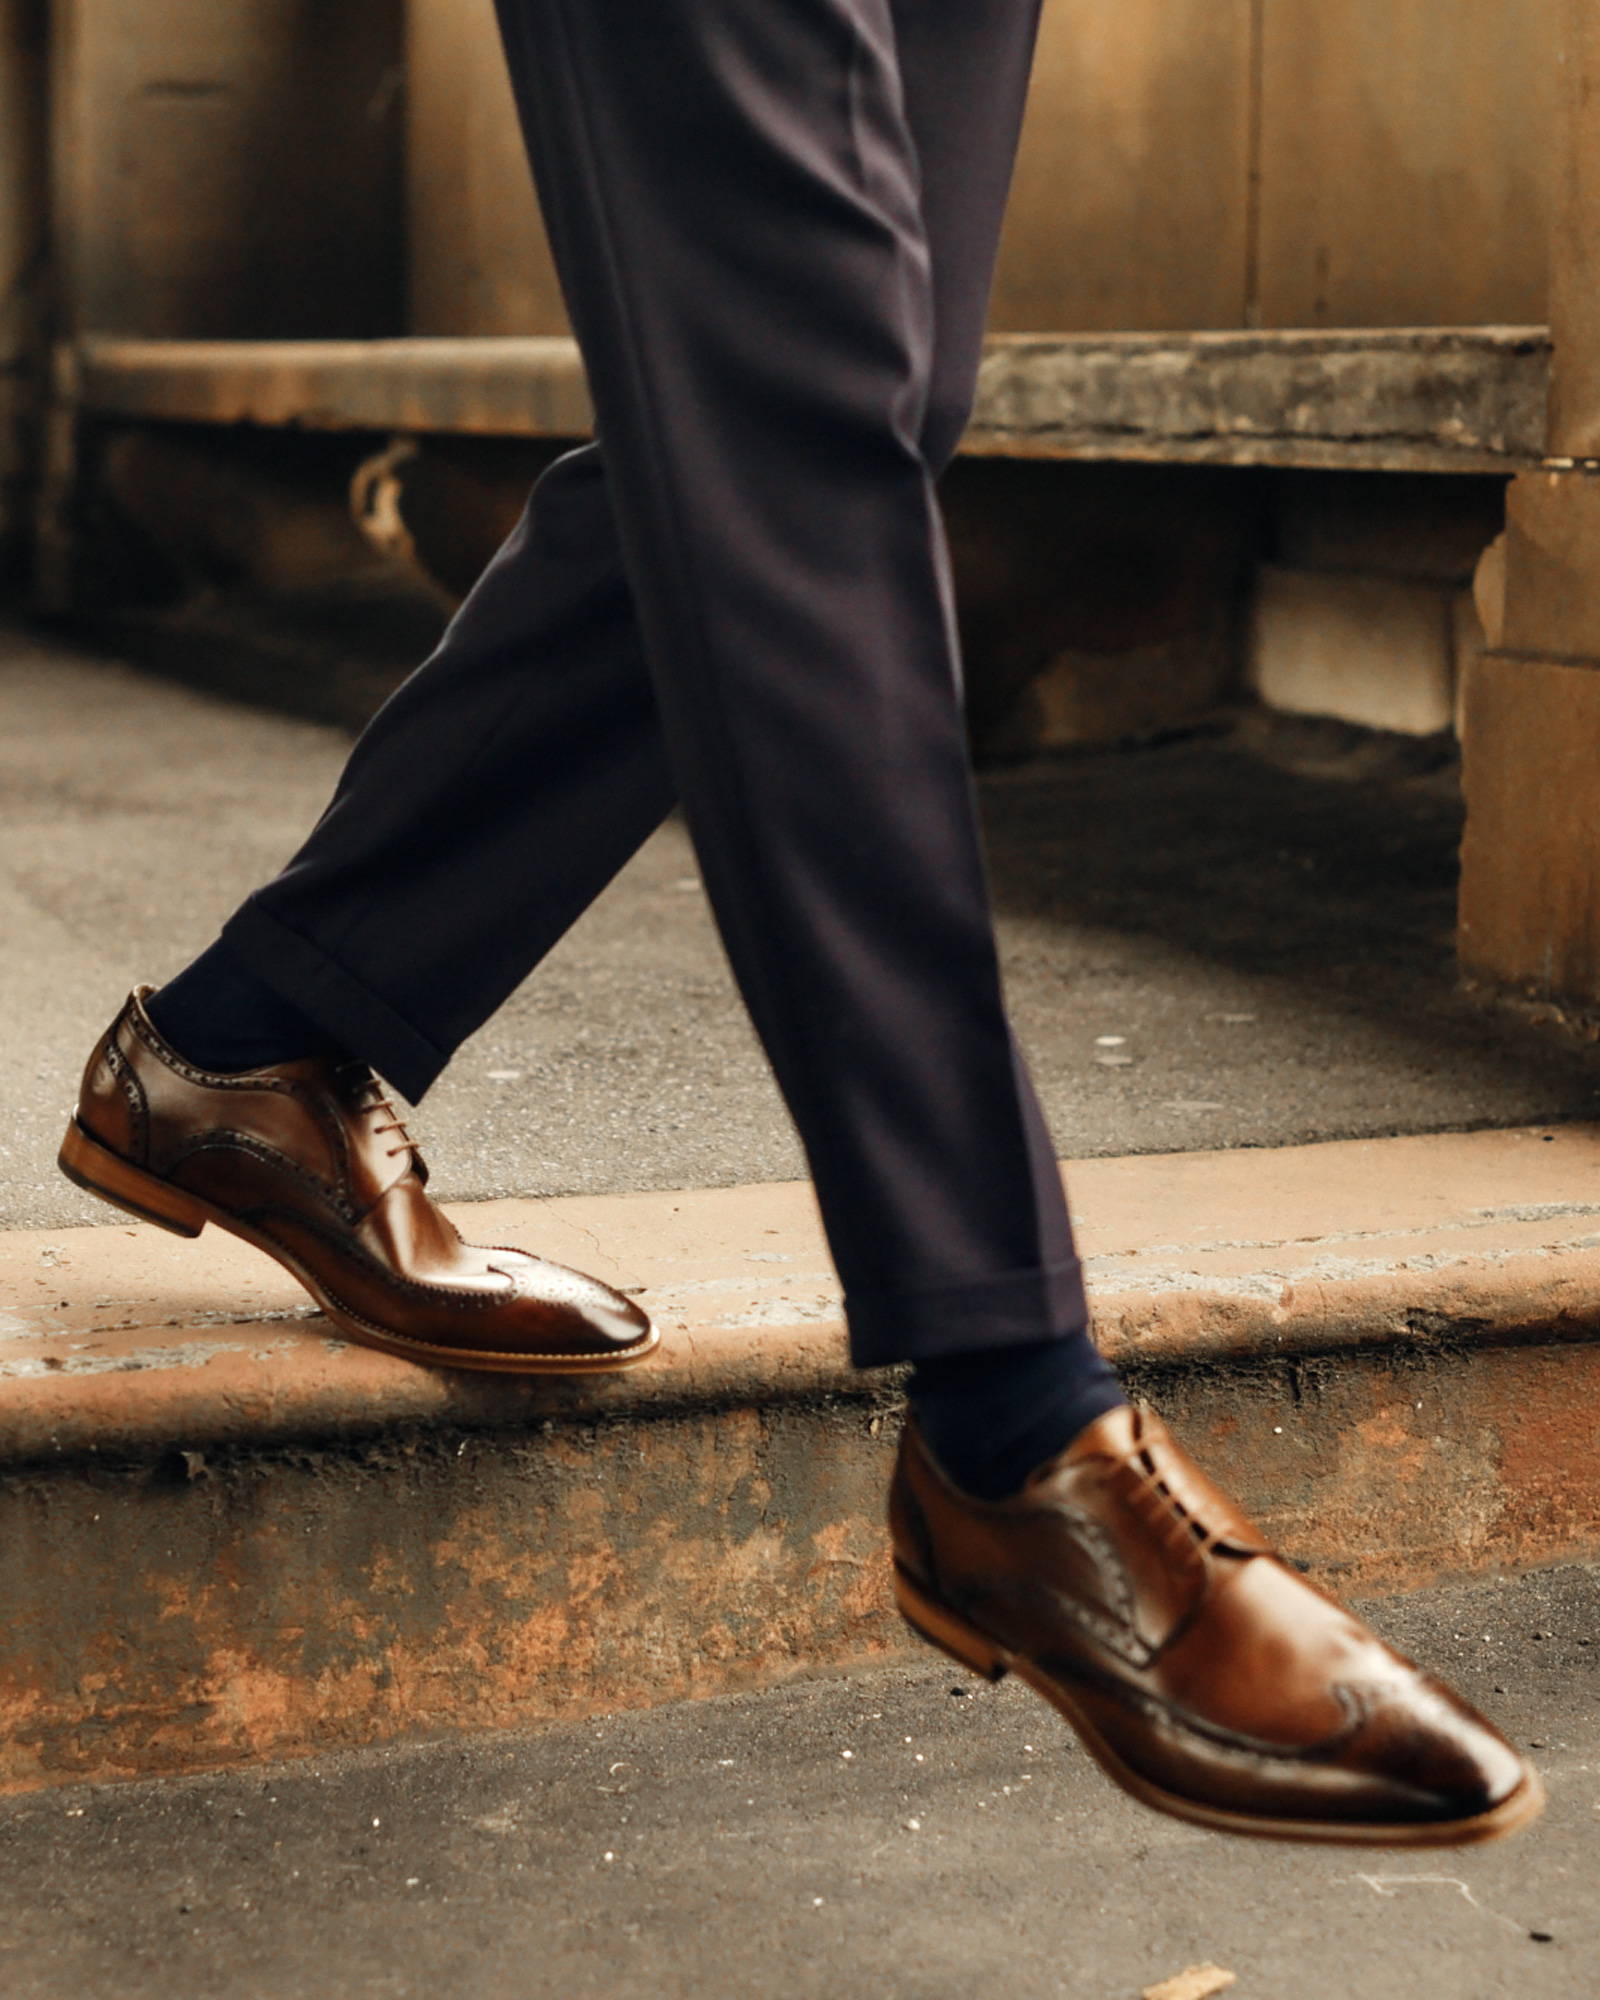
[407,0,1561,338]
[50,0,405,337]
[3,1337,1598,1794]
[0,1401,906,1793]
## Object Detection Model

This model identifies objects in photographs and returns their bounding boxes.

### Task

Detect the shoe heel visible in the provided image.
[893,1563,1009,1684]
[57,1121,208,1239]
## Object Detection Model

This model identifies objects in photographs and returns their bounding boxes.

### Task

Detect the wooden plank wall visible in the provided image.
[992,0,1259,332]
[407,0,1561,338]
[1002,0,1558,330]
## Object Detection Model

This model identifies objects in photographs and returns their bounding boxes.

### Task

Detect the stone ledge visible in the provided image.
[67,327,1552,473]
[6,1123,1600,1468]
[968,328,1551,471]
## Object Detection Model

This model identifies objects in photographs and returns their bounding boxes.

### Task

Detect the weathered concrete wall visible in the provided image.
[405,0,560,338]
[0,1399,902,1793]
[0,0,47,580]
[406,0,1560,337]
[1255,0,1558,329]
[50,0,405,337]
[1244,472,1507,737]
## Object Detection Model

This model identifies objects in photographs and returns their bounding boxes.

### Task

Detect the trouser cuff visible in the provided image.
[844,1257,1092,1368]
[222,902,449,1103]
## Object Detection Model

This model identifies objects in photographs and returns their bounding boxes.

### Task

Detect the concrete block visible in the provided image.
[969,329,1548,476]
[1459,646,1600,997]
[1248,563,1455,734]
[1272,470,1508,583]
[1501,466,1600,659]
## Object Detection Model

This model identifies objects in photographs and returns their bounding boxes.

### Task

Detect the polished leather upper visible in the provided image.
[74,989,652,1363]
[892,1404,1534,1831]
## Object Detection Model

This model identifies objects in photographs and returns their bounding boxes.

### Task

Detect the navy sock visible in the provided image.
[909,1331,1129,1500]
[146,939,346,1074]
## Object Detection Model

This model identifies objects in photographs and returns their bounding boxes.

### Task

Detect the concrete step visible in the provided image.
[5,1125,1600,1794]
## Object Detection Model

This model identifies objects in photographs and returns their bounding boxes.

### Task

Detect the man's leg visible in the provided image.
[166,0,1095,1377]
[441,0,1538,1844]
[188,0,1051,1106]
[429,0,1095,1374]
[198,445,676,1089]
[67,446,669,1372]
[87,0,1540,1844]
[142,0,1116,1487]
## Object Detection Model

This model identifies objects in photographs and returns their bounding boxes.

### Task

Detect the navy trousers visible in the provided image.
[222,0,1091,1368]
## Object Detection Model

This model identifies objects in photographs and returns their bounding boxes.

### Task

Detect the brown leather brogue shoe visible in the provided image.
[891,1404,1543,1845]
[59,988,657,1373]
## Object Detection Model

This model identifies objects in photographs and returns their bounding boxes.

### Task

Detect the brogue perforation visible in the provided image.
[60,989,660,1375]
[891,1405,1544,1845]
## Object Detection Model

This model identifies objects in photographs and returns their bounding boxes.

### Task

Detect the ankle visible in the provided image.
[909,1334,1127,1500]
[147,941,346,1074]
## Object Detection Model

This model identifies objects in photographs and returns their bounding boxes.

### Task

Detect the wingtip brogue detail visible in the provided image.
[891,1405,1544,1846]
[60,989,659,1374]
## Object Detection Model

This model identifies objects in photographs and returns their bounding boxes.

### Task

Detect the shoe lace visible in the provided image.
[1117,1448,1230,1564]
[337,1063,419,1163]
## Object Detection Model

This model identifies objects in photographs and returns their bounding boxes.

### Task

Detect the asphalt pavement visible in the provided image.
[0,1565,1594,2000]
[6,622,1600,1229]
